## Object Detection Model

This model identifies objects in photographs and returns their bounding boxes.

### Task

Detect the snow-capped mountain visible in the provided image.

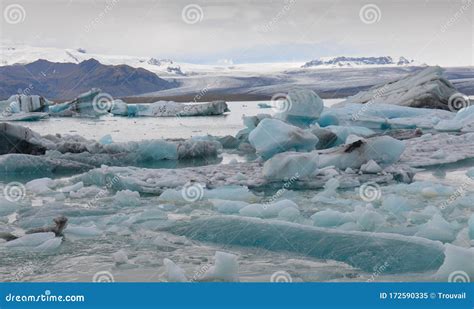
[0,58,177,99]
[302,56,420,69]
[0,45,186,76]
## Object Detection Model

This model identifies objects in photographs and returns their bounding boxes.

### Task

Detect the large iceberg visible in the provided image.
[274,88,324,126]
[162,216,445,274]
[318,136,405,170]
[0,94,51,114]
[0,122,47,155]
[262,151,318,180]
[0,123,221,174]
[337,66,460,110]
[248,118,318,159]
[1,88,230,118]
[111,100,229,117]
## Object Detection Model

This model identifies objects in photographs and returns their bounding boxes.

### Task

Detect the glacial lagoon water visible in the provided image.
[1,99,473,283]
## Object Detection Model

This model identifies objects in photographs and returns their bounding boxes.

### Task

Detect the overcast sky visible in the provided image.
[0,0,472,65]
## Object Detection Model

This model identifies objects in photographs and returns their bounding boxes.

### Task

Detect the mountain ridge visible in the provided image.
[0,59,177,100]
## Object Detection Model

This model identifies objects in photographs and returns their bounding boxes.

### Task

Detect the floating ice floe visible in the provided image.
[239,199,299,219]
[274,88,324,126]
[0,123,221,174]
[0,88,230,119]
[162,216,445,274]
[321,103,454,130]
[163,258,188,282]
[201,251,239,282]
[249,118,318,159]
[318,136,405,170]
[111,99,229,117]
[434,244,474,281]
[434,105,474,132]
[0,94,51,114]
[2,232,62,252]
[262,151,318,180]
[400,132,474,167]
[60,161,413,197]
[336,66,460,110]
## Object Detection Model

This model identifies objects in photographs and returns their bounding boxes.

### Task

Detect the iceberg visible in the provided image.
[249,118,318,159]
[201,251,239,282]
[337,66,459,110]
[162,216,445,273]
[324,125,375,145]
[0,94,51,114]
[2,89,229,118]
[257,102,272,109]
[0,124,221,174]
[239,199,299,219]
[318,136,405,170]
[60,160,412,198]
[3,232,61,252]
[262,151,318,180]
[324,102,454,130]
[434,244,474,281]
[163,258,188,282]
[110,100,229,117]
[0,112,49,121]
[434,105,474,132]
[0,122,47,155]
[274,89,324,126]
